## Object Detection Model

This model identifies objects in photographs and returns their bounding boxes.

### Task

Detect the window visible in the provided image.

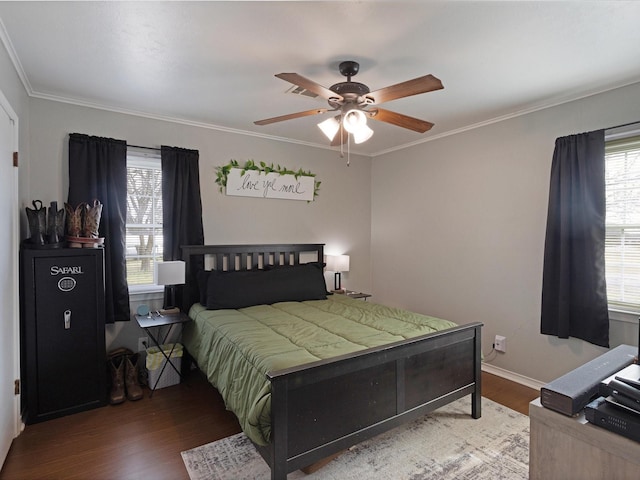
[126,152,163,289]
[605,135,640,312]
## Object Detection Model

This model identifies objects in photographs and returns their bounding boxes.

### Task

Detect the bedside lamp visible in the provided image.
[326,254,350,291]
[154,260,185,309]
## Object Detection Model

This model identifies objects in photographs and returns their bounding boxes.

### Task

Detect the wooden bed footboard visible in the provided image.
[179,243,482,480]
[257,321,482,479]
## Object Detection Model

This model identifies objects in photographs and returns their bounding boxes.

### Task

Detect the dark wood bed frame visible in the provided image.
[180,243,482,480]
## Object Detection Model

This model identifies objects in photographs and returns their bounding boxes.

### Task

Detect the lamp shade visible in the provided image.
[318,116,340,141]
[353,124,374,144]
[326,254,350,272]
[343,110,366,134]
[154,260,186,286]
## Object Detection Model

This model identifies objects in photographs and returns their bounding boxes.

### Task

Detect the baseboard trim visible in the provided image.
[482,363,545,391]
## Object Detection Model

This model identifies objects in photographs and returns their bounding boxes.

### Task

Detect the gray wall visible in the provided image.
[26,98,372,352]
[371,81,640,384]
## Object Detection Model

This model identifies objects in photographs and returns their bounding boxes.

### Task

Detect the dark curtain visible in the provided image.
[68,133,130,324]
[541,130,609,347]
[161,146,204,310]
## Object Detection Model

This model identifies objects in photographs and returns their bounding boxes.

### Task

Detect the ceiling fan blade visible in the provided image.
[367,74,443,105]
[254,108,328,126]
[369,108,434,133]
[275,73,342,101]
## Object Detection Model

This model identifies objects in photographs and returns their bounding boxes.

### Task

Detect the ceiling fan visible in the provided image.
[254,60,444,145]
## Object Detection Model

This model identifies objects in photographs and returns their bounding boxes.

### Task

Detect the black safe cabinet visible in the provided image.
[21,248,107,424]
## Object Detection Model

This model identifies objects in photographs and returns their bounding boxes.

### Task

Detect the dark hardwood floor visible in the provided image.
[482,371,540,416]
[0,371,538,480]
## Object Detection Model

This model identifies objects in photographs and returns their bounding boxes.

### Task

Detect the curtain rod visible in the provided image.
[606,120,640,131]
[128,144,161,151]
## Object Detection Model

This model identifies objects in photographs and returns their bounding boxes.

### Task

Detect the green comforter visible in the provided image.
[182,294,457,446]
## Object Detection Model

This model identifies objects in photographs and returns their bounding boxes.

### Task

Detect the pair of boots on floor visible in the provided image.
[108,348,143,404]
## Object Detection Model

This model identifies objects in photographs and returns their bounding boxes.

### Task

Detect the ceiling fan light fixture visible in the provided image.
[343,108,373,143]
[353,124,374,144]
[318,116,340,141]
[342,109,367,134]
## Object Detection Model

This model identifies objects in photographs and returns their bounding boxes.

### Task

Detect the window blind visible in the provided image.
[605,135,640,311]
[126,154,163,287]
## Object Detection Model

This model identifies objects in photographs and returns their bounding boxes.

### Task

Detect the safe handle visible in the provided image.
[64,309,71,329]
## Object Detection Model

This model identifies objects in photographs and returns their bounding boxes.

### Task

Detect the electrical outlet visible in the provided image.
[494,335,506,353]
[137,336,148,352]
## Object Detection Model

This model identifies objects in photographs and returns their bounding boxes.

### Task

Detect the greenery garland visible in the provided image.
[215,159,321,198]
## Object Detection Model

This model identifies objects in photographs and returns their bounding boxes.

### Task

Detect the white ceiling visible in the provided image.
[1,1,640,156]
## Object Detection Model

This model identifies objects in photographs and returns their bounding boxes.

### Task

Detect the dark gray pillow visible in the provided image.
[196,269,212,305]
[205,263,327,310]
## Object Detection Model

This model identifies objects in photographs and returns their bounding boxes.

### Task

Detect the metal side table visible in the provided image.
[135,311,191,396]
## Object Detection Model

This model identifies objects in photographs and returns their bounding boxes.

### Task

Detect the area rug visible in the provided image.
[181,397,529,479]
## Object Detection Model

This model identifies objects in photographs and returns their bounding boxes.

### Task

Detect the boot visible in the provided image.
[25,200,46,246]
[109,355,126,405]
[47,201,65,244]
[83,199,103,239]
[125,353,144,401]
[109,347,133,358]
[65,202,85,246]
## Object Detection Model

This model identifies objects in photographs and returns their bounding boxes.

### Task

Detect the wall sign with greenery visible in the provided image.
[215,159,321,201]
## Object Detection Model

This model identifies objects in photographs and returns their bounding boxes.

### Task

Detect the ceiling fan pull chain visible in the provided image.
[340,114,345,160]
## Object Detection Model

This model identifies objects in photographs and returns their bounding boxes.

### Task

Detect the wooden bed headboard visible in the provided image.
[179,243,325,312]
